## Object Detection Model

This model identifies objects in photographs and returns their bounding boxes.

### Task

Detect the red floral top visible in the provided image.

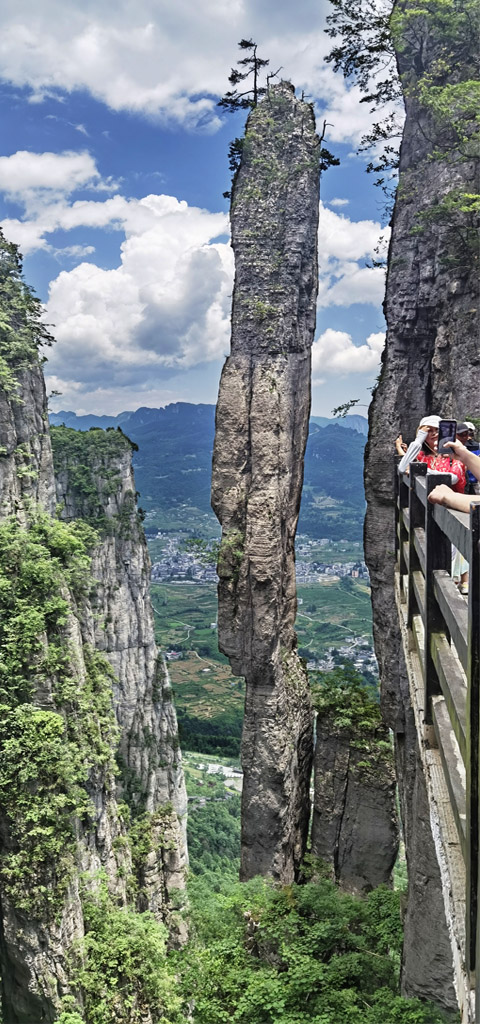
[417,451,466,492]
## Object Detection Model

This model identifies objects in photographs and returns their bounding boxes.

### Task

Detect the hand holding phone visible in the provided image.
[438,419,457,455]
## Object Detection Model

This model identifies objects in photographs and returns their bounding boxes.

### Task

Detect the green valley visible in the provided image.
[50,404,367,542]
[151,573,375,758]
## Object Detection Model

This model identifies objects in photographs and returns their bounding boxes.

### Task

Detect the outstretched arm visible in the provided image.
[445,440,480,479]
[398,430,427,474]
[428,484,480,514]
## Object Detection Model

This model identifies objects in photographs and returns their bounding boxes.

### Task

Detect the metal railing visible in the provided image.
[395,459,480,982]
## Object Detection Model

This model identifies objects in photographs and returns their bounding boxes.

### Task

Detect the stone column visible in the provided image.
[212,82,320,881]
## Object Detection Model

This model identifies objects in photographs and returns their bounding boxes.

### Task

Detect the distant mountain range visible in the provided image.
[310,414,368,436]
[50,404,367,540]
[50,406,368,437]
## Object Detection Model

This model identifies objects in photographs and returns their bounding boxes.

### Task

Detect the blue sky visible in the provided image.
[0,0,399,417]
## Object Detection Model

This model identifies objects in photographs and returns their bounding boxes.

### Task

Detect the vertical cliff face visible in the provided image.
[0,266,187,1016]
[311,690,398,892]
[211,82,319,882]
[364,0,479,1009]
[0,401,130,1022]
[0,362,56,517]
[52,426,188,905]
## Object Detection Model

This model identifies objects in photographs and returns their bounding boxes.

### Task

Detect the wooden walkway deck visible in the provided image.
[396,460,480,1022]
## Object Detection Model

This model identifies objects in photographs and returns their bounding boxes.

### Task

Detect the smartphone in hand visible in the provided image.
[438,419,457,454]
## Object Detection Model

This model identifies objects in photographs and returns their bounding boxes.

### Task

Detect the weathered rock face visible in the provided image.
[211,82,319,882]
[0,413,187,1015]
[311,714,398,892]
[52,427,188,901]
[364,0,479,1010]
[0,406,130,1021]
[0,363,56,517]
[395,716,459,1007]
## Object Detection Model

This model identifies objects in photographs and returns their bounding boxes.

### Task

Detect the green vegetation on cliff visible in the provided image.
[0,508,118,915]
[0,228,54,397]
[0,509,97,704]
[58,884,183,1024]
[311,662,394,774]
[172,873,450,1024]
[53,868,450,1024]
[51,424,144,535]
[326,0,480,252]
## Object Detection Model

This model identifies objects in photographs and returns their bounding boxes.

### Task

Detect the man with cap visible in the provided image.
[458,421,480,494]
[465,421,477,446]
[457,422,470,444]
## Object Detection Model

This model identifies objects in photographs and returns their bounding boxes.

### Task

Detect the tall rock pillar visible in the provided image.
[211,82,319,882]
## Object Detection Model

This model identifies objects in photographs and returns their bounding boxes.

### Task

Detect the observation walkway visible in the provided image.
[395,461,480,1023]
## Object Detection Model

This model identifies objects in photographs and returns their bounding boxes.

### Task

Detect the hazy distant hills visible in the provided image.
[50,404,367,540]
[50,405,368,437]
[310,413,368,436]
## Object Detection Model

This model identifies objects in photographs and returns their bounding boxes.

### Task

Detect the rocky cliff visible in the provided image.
[311,679,398,892]
[0,232,187,1021]
[211,82,319,882]
[364,0,479,1010]
[51,426,188,907]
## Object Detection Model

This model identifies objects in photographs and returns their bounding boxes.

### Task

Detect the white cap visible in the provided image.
[465,421,475,431]
[419,415,441,428]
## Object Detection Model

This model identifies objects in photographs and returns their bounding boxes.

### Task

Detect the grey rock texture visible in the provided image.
[0,363,56,517]
[395,715,458,1007]
[364,0,479,1011]
[311,715,398,892]
[0,376,187,1018]
[211,82,319,881]
[52,432,187,839]
[53,430,188,901]
[0,364,123,1022]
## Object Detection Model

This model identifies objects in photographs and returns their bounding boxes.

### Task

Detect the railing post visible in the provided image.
[407,463,427,628]
[467,503,480,976]
[395,454,401,565]
[397,464,410,593]
[424,474,451,727]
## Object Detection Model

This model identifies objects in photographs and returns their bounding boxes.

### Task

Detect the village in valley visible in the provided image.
[150,532,370,586]
[149,531,378,681]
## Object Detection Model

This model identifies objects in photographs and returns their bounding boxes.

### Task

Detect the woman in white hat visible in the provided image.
[395,415,440,467]
[396,415,466,492]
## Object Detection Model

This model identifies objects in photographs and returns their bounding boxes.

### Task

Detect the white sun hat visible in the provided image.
[419,415,441,428]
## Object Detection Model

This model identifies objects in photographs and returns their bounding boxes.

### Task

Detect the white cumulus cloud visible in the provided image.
[0,0,401,147]
[316,202,389,309]
[312,328,385,375]
[0,149,114,204]
[44,193,233,390]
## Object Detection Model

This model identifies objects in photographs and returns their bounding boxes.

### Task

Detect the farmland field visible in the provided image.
[296,578,372,656]
[151,577,373,756]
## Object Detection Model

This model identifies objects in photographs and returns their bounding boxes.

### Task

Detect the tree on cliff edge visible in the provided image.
[324,0,480,228]
[0,228,54,395]
[218,39,273,197]
[218,38,270,113]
